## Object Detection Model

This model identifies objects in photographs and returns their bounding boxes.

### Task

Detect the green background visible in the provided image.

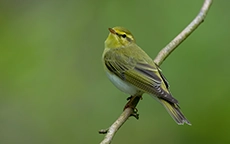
[0,0,229,144]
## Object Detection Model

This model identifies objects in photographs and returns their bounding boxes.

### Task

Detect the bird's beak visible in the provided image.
[108,28,116,34]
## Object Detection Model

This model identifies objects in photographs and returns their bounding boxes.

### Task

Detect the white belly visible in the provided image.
[106,71,138,96]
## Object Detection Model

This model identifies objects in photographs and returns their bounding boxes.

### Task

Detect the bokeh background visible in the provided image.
[0,0,229,144]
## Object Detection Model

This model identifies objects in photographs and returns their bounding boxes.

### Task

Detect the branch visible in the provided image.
[154,0,212,65]
[99,0,212,144]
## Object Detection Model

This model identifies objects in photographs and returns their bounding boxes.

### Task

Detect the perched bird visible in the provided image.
[102,27,191,125]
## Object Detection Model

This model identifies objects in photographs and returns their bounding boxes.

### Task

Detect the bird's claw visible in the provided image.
[130,108,139,119]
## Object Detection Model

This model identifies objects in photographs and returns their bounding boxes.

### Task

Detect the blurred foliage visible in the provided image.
[0,0,229,144]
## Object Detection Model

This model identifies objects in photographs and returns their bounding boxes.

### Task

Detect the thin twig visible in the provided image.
[99,0,212,144]
[154,0,212,65]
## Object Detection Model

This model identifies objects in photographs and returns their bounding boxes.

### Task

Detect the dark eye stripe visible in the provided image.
[116,33,126,38]
[126,37,132,42]
[121,34,126,38]
[116,33,133,42]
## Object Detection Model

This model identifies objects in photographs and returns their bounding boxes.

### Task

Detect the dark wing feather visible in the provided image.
[156,64,170,89]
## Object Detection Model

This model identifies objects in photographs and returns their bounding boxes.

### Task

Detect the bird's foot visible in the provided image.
[124,95,140,119]
[130,109,139,119]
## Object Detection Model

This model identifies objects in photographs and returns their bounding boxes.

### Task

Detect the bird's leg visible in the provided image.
[124,95,135,110]
[124,95,142,119]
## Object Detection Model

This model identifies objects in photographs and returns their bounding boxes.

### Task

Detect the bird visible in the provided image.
[102,26,191,125]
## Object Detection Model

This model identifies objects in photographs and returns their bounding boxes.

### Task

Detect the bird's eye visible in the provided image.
[121,34,126,38]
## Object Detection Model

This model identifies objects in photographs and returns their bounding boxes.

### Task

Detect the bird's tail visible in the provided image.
[159,99,191,125]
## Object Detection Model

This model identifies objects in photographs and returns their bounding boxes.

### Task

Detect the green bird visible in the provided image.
[102,27,191,125]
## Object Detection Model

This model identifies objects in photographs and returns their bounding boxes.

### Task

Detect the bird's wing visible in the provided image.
[104,50,178,104]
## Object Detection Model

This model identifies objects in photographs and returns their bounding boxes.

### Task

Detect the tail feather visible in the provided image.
[159,99,191,125]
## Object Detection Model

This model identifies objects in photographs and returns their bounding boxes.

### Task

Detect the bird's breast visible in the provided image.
[105,71,138,96]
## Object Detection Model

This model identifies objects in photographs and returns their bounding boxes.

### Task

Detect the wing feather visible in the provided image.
[103,48,178,104]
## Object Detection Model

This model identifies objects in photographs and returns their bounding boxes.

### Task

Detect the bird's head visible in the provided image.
[105,27,135,49]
